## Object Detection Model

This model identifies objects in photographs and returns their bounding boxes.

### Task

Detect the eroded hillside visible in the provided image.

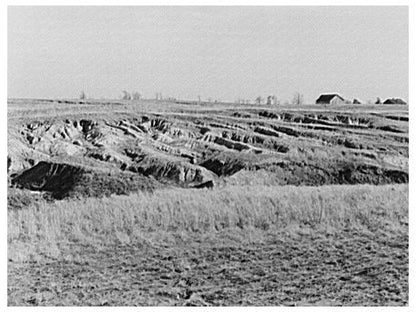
[7,99,409,200]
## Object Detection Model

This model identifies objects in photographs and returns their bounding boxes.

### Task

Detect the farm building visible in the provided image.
[353,98,362,104]
[315,94,345,105]
[383,98,407,105]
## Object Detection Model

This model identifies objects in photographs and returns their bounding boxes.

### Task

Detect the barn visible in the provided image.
[316,94,345,105]
[383,98,407,105]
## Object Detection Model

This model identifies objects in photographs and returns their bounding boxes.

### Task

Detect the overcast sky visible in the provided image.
[8,6,408,103]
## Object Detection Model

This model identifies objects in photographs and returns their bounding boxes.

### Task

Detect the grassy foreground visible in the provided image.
[8,184,407,261]
[8,184,408,306]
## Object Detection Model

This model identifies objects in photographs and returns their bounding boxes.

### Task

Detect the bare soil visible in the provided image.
[7,100,408,201]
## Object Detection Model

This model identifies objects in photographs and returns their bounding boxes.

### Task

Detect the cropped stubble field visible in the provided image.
[7,99,409,306]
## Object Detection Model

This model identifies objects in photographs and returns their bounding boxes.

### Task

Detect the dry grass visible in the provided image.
[8,184,408,306]
[8,184,408,262]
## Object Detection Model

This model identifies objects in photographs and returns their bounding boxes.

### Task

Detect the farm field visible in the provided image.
[7,99,409,306]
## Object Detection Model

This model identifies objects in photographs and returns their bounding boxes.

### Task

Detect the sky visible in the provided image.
[8,6,408,103]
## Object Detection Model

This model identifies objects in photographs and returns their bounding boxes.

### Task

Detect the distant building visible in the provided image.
[383,98,407,105]
[315,94,345,105]
[353,98,362,104]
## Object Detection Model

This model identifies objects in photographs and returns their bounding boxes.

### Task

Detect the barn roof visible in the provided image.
[316,94,344,103]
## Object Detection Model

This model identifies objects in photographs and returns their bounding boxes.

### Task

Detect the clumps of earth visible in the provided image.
[7,100,409,201]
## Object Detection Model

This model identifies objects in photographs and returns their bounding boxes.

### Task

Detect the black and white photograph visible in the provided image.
[5,2,412,308]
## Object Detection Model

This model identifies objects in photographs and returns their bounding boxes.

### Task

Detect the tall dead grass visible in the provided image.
[8,184,408,262]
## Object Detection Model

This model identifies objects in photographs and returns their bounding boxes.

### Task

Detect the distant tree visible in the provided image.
[79,90,86,100]
[122,91,131,100]
[235,98,247,104]
[255,96,264,105]
[291,92,304,105]
[132,92,141,100]
[375,97,382,104]
[155,92,163,101]
[273,96,281,105]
